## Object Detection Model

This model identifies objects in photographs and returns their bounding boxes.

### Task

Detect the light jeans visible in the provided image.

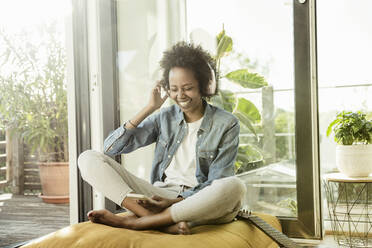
[78,150,246,226]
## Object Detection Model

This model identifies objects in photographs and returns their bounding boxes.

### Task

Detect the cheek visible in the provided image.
[188,90,202,100]
[168,92,177,101]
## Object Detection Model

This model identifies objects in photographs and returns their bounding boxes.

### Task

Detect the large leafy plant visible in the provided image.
[211,28,268,172]
[326,111,372,145]
[0,22,68,162]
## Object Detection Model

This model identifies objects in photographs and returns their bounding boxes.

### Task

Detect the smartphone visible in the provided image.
[126,193,151,201]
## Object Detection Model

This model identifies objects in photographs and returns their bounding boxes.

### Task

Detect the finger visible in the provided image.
[152,195,162,201]
[155,80,163,88]
[156,86,161,93]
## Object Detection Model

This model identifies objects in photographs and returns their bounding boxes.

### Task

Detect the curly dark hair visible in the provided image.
[159,41,218,98]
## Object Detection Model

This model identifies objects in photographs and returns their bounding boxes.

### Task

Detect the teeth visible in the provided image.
[179,100,190,107]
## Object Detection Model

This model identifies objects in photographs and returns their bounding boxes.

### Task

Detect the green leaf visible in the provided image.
[216,34,232,59]
[211,89,236,112]
[234,111,257,139]
[220,90,236,112]
[225,69,268,89]
[235,98,261,123]
[216,29,225,45]
[326,118,339,137]
[235,144,263,173]
[26,113,33,121]
[238,144,263,161]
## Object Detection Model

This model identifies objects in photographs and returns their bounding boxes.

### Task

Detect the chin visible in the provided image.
[178,106,190,112]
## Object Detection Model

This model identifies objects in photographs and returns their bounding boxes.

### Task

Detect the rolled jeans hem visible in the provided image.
[112,189,133,208]
[170,204,181,223]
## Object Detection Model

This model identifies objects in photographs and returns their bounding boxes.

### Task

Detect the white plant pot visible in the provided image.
[336,144,372,177]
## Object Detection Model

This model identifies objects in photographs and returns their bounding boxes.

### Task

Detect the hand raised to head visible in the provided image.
[147,80,168,111]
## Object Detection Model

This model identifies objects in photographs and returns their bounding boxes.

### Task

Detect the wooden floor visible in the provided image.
[295,236,339,247]
[0,193,69,247]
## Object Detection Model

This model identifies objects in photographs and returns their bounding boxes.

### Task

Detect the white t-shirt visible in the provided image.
[164,117,204,187]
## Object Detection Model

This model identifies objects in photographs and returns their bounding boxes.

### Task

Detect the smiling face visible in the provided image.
[168,67,204,121]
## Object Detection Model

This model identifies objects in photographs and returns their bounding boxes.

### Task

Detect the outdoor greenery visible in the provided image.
[0,22,68,162]
[0,130,5,182]
[211,28,268,173]
[278,198,297,216]
[327,111,372,145]
[275,109,295,161]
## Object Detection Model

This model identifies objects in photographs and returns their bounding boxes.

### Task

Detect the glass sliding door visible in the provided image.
[187,0,297,218]
[317,0,372,233]
[108,0,320,238]
[186,0,320,238]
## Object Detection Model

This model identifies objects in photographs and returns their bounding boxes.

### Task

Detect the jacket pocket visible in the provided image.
[199,150,217,161]
[198,150,217,176]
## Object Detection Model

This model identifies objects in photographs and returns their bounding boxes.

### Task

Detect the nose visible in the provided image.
[176,88,186,97]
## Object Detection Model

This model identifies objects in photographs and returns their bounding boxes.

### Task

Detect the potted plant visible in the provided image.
[327,111,372,177]
[0,23,69,203]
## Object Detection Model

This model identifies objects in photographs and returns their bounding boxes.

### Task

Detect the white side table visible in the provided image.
[323,173,372,247]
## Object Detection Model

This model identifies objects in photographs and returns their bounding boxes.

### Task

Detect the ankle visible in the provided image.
[120,215,136,229]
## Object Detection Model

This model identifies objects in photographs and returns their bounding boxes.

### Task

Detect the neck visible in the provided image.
[184,102,205,123]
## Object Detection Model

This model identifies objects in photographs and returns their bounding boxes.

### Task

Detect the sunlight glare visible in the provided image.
[0,193,13,201]
[0,0,71,32]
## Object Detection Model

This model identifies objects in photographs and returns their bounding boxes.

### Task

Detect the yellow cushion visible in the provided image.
[21,212,281,248]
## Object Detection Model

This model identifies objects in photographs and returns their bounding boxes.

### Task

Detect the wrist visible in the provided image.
[174,197,184,203]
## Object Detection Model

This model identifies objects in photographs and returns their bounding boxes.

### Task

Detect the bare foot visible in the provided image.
[161,221,191,235]
[178,222,191,235]
[87,209,137,228]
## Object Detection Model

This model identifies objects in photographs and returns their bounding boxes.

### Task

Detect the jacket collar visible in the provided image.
[175,100,214,133]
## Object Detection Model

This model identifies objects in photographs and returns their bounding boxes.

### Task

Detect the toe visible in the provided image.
[178,222,191,235]
[87,210,94,217]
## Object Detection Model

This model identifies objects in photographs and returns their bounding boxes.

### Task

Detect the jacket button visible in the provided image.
[177,140,180,143]
[168,155,171,158]
[210,155,213,158]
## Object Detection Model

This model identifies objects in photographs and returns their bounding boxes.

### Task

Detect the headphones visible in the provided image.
[207,63,217,95]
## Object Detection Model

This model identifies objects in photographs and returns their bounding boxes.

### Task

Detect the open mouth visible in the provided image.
[178,99,191,108]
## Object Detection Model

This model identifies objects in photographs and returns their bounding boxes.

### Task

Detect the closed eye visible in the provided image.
[169,87,193,92]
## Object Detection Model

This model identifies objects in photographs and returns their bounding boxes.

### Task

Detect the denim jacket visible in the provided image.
[103,101,240,198]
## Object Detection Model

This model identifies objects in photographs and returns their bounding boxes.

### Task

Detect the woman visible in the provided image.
[78,42,246,234]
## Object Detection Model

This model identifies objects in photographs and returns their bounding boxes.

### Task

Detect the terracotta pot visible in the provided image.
[38,162,69,204]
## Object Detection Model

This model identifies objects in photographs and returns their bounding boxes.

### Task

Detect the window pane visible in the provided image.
[0,1,70,246]
[116,0,185,179]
